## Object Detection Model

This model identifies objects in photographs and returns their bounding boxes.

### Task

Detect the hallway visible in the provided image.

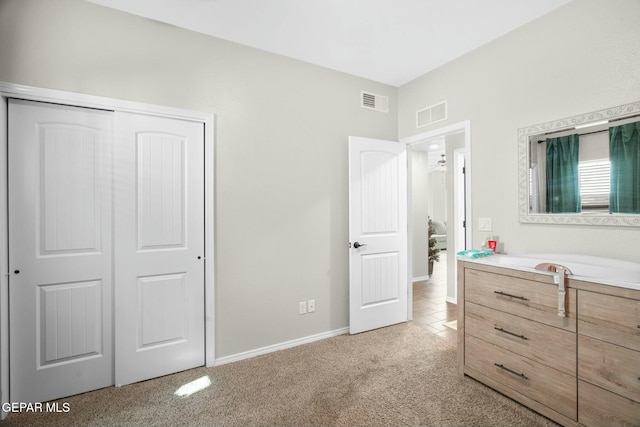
[411,251,457,342]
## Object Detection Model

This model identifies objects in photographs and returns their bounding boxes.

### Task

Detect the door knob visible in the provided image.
[353,242,367,249]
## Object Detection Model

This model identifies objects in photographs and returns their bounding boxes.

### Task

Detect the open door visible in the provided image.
[349,136,408,334]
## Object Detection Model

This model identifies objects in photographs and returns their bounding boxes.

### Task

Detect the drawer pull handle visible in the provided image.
[494,327,528,340]
[494,291,529,301]
[494,363,529,380]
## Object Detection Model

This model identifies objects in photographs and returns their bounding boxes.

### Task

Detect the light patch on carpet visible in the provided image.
[175,375,211,397]
[443,320,457,330]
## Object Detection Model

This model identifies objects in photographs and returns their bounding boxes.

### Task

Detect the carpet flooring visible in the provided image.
[4,323,559,426]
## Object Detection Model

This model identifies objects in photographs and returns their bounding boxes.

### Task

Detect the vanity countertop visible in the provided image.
[457,253,640,292]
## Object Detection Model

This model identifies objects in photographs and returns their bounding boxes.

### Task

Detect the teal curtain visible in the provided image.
[610,122,640,213]
[546,134,581,213]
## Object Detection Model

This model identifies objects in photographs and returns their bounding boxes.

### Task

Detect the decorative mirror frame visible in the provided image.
[518,100,640,227]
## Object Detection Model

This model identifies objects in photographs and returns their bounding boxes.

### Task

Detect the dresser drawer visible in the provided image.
[579,380,640,427]
[465,335,577,420]
[465,302,575,375]
[578,290,640,352]
[464,268,576,331]
[579,334,640,403]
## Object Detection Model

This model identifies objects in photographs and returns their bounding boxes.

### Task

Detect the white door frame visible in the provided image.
[401,120,471,312]
[0,82,216,412]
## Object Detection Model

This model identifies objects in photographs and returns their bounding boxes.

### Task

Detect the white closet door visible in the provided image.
[114,112,205,386]
[8,99,114,403]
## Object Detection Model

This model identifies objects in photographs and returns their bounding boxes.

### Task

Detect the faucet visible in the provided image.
[535,263,572,317]
[554,266,567,317]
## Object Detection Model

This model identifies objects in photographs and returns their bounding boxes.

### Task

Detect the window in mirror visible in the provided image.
[530,128,612,214]
[529,119,640,214]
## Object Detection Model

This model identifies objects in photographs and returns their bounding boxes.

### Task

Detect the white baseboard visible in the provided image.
[412,275,430,282]
[214,327,350,366]
[446,296,457,304]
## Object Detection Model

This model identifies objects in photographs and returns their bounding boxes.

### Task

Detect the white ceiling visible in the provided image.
[86,0,570,87]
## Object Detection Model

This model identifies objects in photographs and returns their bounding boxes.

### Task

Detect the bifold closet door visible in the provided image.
[8,99,115,403]
[113,112,205,387]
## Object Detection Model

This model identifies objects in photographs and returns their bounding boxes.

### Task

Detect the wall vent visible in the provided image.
[416,100,448,128]
[361,91,389,113]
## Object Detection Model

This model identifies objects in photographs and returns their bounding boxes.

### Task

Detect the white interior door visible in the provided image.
[114,112,205,386]
[349,136,408,334]
[8,99,114,403]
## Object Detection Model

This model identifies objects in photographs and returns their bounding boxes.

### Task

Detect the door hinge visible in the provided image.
[462,166,466,174]
[463,220,466,228]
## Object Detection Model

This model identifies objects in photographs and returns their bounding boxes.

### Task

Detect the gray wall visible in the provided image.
[0,0,397,358]
[399,0,640,262]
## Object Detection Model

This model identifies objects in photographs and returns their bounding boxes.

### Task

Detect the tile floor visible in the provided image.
[411,251,457,342]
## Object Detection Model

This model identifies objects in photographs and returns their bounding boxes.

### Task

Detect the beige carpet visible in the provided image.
[5,323,559,427]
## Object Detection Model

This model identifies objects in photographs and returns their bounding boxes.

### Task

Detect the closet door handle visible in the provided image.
[494,327,528,340]
[494,291,529,301]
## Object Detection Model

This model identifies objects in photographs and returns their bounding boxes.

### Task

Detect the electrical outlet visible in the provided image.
[298,301,307,314]
[307,299,316,313]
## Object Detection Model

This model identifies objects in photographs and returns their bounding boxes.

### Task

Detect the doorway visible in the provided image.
[403,120,471,329]
[0,83,215,411]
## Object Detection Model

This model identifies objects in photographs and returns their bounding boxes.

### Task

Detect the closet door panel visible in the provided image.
[114,112,205,386]
[8,99,114,403]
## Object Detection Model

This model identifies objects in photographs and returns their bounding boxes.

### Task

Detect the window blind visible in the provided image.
[579,159,610,209]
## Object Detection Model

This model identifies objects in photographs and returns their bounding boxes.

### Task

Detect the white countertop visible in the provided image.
[458,253,640,291]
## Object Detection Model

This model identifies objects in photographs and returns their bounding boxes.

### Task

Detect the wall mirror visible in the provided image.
[518,100,640,227]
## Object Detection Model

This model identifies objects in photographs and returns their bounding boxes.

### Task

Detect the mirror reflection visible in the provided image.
[528,115,640,215]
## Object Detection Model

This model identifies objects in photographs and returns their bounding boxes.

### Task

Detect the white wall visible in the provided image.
[429,170,446,223]
[399,0,640,262]
[411,151,429,279]
[0,0,398,358]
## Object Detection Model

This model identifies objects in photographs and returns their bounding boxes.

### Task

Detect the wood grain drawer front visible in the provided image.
[464,268,576,332]
[578,290,640,352]
[465,335,577,420]
[579,335,640,403]
[579,380,640,427]
[465,302,576,375]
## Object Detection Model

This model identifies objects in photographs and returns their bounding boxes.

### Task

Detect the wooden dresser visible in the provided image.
[577,285,640,426]
[458,259,640,427]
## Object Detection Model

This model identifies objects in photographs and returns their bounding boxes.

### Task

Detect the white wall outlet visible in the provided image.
[298,301,307,314]
[478,217,492,231]
[307,299,316,313]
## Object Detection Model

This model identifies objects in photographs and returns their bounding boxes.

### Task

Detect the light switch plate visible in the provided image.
[478,217,492,232]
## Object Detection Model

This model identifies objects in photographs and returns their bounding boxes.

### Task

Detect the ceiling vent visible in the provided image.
[361,91,389,113]
[416,100,447,128]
